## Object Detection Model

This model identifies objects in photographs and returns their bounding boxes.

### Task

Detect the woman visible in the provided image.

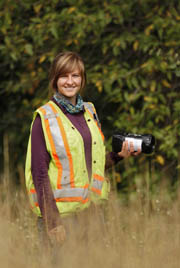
[25,51,140,245]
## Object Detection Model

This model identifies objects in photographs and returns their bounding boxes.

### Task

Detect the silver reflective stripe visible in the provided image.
[84,102,94,115]
[44,114,59,120]
[54,187,89,199]
[41,104,71,187]
[92,179,103,191]
[31,193,38,203]
[31,187,89,204]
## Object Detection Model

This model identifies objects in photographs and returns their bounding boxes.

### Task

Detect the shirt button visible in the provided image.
[94,141,96,145]
[83,170,86,173]
[93,160,96,164]
[87,119,91,122]
[72,126,75,129]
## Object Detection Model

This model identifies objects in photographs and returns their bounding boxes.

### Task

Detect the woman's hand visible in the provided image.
[48,225,66,245]
[117,140,141,159]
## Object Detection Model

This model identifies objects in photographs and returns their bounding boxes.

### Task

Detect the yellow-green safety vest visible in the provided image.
[25,101,110,217]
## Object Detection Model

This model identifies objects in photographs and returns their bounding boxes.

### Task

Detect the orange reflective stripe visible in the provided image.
[91,187,101,195]
[85,108,104,141]
[82,198,89,204]
[39,107,63,189]
[91,174,104,195]
[31,198,89,209]
[30,202,39,208]
[93,174,104,181]
[29,183,90,206]
[30,189,36,193]
[55,197,89,203]
[48,102,75,188]
[30,197,89,206]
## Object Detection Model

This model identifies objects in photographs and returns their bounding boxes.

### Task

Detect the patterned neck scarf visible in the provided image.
[53,92,84,114]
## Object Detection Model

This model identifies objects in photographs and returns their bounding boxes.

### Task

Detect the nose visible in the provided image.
[66,74,74,84]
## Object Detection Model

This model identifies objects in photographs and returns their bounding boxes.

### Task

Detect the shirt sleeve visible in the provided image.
[31,115,62,231]
[105,152,123,170]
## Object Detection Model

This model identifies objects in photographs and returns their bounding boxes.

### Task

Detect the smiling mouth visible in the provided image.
[64,87,77,91]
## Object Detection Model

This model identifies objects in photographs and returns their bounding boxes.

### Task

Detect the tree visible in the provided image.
[0,0,180,194]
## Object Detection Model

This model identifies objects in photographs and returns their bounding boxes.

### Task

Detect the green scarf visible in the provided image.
[53,92,84,114]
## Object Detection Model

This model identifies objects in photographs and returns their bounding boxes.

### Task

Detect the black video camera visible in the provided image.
[112,132,155,154]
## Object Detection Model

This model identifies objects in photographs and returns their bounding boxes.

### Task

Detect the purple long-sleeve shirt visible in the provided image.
[31,99,122,231]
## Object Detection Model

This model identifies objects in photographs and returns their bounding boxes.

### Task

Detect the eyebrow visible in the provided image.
[72,70,80,74]
[59,68,81,76]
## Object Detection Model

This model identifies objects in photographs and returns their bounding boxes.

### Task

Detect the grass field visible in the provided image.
[0,183,180,268]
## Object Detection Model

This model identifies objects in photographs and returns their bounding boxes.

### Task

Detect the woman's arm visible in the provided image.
[31,115,62,232]
[105,152,123,170]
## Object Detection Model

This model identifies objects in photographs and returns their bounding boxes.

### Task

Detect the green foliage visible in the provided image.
[0,0,180,191]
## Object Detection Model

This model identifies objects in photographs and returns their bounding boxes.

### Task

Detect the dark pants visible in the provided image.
[37,203,108,265]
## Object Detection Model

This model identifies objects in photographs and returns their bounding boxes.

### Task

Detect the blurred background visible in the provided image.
[1,0,180,201]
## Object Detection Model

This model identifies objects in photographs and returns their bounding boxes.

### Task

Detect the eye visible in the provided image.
[73,74,80,78]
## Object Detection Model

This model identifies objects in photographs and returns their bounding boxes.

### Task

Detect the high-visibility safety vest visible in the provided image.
[25,100,110,217]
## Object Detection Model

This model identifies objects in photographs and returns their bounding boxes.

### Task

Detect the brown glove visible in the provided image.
[48,225,66,245]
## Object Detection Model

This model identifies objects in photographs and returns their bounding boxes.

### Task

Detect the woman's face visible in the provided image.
[56,68,82,105]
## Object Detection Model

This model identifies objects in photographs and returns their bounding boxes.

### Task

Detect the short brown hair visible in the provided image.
[49,51,86,91]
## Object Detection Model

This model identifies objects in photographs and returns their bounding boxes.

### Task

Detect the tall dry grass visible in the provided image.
[0,181,180,268]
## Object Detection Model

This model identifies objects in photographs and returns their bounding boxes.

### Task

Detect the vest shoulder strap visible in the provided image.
[84,102,101,128]
[38,101,102,128]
